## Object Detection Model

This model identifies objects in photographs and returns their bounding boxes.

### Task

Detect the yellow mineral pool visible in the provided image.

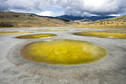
[16,34,57,39]
[20,39,107,65]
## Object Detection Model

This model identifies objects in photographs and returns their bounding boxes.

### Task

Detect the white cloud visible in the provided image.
[62,0,126,16]
[108,14,120,16]
[36,11,65,17]
[1,0,126,16]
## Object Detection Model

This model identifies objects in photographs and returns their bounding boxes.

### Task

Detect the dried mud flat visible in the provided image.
[0,27,126,84]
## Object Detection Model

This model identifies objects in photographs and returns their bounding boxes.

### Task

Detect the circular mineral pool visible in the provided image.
[0,32,30,35]
[20,39,107,65]
[16,34,57,39]
[74,32,126,39]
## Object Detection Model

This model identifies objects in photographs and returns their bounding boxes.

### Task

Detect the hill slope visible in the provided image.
[77,15,126,28]
[0,12,71,28]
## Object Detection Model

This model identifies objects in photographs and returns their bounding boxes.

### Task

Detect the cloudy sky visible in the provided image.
[0,0,126,17]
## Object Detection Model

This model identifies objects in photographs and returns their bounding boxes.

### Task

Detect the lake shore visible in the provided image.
[0,27,126,84]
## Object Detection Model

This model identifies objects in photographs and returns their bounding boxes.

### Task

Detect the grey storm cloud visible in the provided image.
[0,0,9,11]
[0,0,126,16]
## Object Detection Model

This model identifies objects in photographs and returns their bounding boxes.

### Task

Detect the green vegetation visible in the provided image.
[74,32,126,39]
[20,39,107,65]
[0,22,13,27]
[16,34,57,39]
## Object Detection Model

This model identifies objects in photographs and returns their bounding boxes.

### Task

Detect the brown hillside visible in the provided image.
[77,15,126,29]
[0,12,72,28]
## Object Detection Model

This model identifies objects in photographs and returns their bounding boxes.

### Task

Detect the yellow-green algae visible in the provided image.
[0,32,30,35]
[107,30,126,33]
[43,30,68,32]
[74,32,126,39]
[16,34,57,39]
[20,39,107,65]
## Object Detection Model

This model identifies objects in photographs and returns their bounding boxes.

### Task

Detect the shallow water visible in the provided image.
[20,39,107,65]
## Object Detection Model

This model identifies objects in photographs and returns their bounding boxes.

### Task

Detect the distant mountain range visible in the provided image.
[0,11,125,29]
[57,15,115,21]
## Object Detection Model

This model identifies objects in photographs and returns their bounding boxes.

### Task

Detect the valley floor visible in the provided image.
[0,27,126,84]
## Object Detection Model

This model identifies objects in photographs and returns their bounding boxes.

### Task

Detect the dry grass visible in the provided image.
[76,25,126,29]
[0,12,72,28]
[1,12,126,29]
[76,15,126,29]
[20,39,107,65]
